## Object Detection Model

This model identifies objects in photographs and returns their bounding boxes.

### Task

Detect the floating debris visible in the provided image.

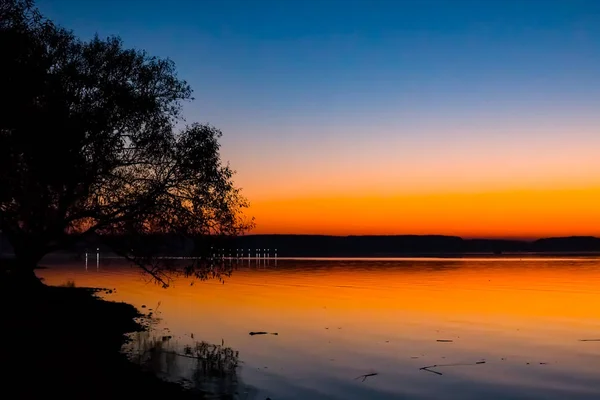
[354,373,378,382]
[249,331,278,336]
[420,361,486,376]
[579,339,600,342]
[420,366,442,376]
[436,340,453,342]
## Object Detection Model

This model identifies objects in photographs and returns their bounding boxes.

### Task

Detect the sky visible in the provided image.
[36,0,600,238]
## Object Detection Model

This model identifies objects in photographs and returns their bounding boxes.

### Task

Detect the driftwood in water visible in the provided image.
[249,331,278,336]
[420,361,486,375]
[354,373,378,382]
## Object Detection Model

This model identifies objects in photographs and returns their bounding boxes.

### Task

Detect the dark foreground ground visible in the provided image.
[1,275,202,399]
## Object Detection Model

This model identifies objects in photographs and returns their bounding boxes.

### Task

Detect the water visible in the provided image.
[38,257,600,399]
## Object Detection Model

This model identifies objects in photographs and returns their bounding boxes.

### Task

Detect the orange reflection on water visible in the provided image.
[38,258,600,399]
[40,258,600,335]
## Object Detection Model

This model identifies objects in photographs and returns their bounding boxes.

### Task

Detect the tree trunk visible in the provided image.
[9,246,45,292]
[13,261,44,287]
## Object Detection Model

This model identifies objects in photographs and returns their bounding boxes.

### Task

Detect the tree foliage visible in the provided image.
[0,0,253,285]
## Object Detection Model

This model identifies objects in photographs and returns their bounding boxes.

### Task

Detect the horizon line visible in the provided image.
[240,233,600,242]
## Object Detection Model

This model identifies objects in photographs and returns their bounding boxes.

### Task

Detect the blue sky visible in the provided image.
[34,0,600,236]
[36,0,600,134]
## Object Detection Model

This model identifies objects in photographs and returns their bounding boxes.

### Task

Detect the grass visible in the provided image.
[61,279,76,288]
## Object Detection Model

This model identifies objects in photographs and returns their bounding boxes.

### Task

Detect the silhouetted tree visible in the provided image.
[0,0,253,288]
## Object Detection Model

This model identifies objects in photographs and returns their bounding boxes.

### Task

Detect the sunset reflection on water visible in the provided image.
[39,257,600,400]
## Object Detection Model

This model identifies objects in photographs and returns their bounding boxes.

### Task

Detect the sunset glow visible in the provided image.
[244,187,600,238]
[37,0,600,238]
[11,1,600,399]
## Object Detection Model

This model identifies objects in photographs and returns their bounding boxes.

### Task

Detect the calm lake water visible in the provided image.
[38,257,600,400]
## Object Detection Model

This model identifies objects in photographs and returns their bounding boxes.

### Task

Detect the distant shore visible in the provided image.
[22,251,600,264]
[4,234,600,259]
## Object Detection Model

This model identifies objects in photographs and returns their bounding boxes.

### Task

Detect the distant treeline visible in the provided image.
[2,233,600,257]
[228,235,600,256]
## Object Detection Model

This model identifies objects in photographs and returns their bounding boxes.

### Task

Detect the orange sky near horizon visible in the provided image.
[243,186,600,239]
[223,117,600,239]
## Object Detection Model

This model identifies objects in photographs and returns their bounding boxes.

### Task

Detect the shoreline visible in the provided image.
[1,279,203,399]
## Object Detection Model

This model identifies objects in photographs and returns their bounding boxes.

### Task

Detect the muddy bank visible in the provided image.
[1,278,202,399]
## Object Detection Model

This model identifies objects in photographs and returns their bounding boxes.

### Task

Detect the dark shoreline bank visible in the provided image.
[1,279,201,399]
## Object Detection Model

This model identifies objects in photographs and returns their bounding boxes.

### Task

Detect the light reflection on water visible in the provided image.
[38,256,600,399]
